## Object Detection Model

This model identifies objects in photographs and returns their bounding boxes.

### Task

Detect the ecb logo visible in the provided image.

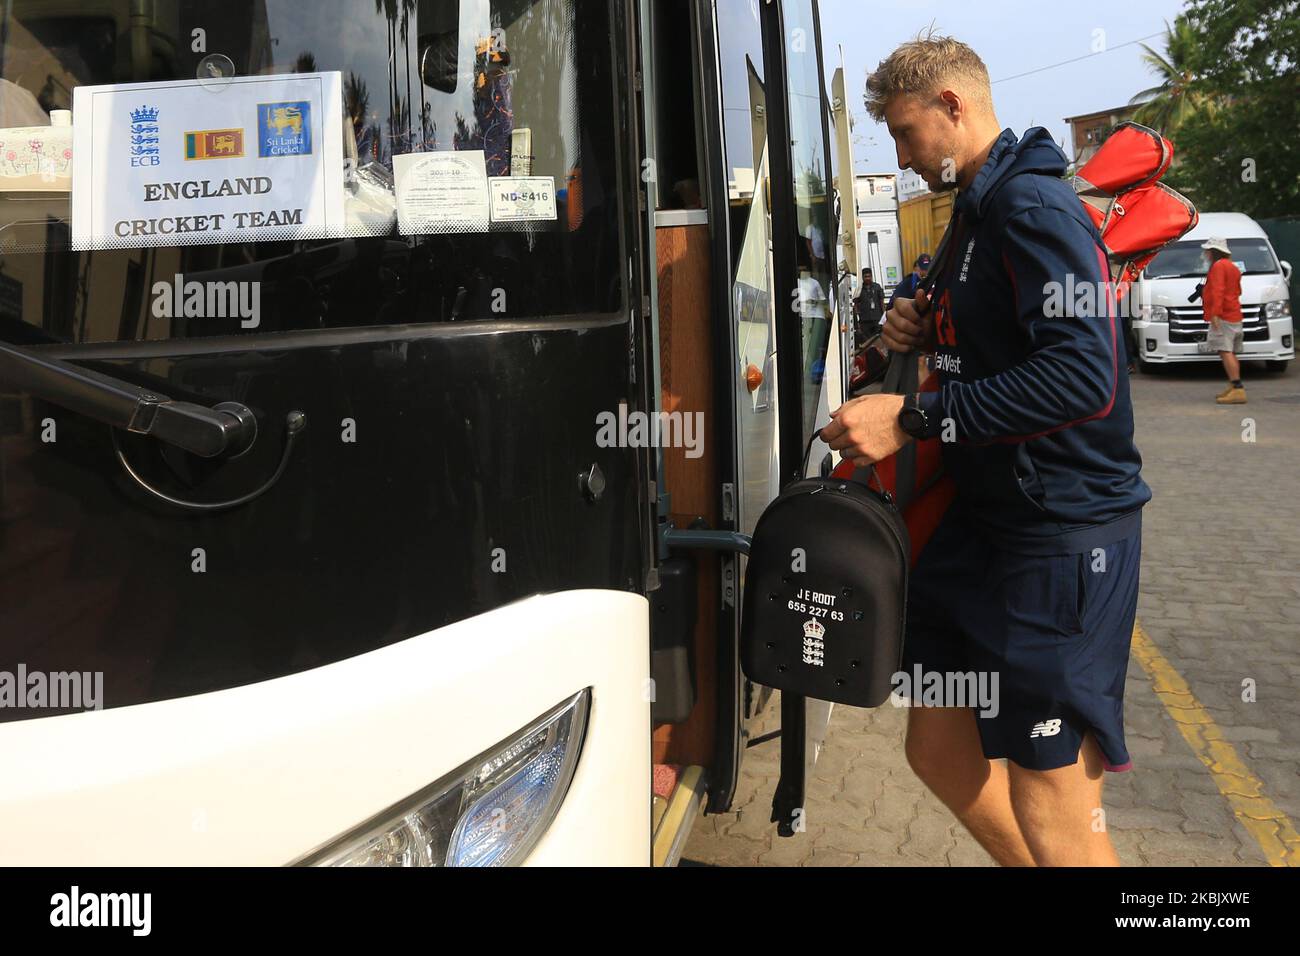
[257,101,312,157]
[129,105,161,168]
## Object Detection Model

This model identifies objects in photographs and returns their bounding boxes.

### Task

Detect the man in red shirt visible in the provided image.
[1200,237,1247,404]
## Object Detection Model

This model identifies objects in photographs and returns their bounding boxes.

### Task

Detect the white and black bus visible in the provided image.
[0,0,847,865]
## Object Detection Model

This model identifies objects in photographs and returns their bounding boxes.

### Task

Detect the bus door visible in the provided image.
[688,0,838,833]
[647,1,838,835]
[760,0,839,835]
[708,2,783,812]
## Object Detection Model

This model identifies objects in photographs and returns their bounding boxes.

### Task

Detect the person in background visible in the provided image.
[805,220,828,274]
[854,267,886,348]
[672,178,703,209]
[889,253,931,308]
[1200,237,1247,404]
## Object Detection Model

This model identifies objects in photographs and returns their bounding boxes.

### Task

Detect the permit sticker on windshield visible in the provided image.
[71,72,345,251]
[489,176,557,223]
[394,151,490,234]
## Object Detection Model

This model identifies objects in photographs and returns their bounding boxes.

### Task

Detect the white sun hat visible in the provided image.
[1201,237,1232,256]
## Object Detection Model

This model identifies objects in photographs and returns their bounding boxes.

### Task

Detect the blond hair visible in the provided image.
[864,32,993,122]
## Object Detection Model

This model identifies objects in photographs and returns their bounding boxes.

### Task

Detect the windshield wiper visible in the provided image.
[0,341,256,458]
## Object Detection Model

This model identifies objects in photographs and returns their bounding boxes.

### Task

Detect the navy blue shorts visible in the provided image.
[901,510,1142,773]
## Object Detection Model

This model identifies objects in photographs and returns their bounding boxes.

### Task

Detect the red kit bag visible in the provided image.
[834,351,957,567]
[1072,122,1198,299]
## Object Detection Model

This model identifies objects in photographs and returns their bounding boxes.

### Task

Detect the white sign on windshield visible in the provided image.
[394,151,491,235]
[72,72,345,251]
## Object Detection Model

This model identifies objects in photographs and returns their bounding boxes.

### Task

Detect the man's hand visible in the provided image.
[881,288,935,354]
[820,394,911,468]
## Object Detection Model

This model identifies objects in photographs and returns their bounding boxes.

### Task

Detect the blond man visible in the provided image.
[820,34,1149,866]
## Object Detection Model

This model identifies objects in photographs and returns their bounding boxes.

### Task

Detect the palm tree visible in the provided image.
[1129,18,1215,134]
[389,96,411,156]
[345,72,372,157]
[373,0,400,132]
[400,0,417,147]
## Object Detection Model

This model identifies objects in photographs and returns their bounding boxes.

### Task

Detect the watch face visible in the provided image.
[899,406,926,436]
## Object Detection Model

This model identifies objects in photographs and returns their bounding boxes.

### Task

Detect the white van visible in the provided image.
[1131,212,1294,372]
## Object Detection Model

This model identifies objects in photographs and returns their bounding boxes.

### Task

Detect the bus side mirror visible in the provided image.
[1281,260,1292,285]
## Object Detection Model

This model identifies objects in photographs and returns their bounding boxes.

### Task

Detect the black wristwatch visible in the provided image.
[897,393,930,439]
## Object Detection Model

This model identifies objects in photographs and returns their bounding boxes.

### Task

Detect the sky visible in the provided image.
[820,0,1189,175]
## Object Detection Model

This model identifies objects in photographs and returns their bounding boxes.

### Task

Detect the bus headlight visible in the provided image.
[297,690,589,867]
[1145,305,1169,323]
[1265,300,1292,320]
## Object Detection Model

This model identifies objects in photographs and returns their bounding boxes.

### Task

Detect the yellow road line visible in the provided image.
[1131,620,1300,866]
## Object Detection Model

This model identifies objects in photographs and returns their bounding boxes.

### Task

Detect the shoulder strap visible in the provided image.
[881,212,959,395]
[877,212,962,510]
[920,214,961,297]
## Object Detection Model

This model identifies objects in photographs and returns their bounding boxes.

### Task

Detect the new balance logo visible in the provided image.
[1030,719,1062,738]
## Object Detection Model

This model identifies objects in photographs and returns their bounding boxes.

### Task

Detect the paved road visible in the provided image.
[685,360,1300,866]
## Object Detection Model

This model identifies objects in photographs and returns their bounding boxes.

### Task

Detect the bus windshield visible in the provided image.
[0,0,624,344]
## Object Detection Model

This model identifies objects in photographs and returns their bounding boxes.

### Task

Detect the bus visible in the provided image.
[0,0,846,866]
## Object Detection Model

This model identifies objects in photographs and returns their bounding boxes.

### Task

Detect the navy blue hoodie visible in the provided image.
[914,127,1150,553]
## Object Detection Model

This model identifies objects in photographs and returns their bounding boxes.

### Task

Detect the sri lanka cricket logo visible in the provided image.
[257,101,312,157]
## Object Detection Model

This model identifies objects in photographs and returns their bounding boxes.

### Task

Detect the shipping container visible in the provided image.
[899,189,954,277]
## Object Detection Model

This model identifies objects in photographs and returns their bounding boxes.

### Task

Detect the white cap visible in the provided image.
[1201,237,1231,256]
